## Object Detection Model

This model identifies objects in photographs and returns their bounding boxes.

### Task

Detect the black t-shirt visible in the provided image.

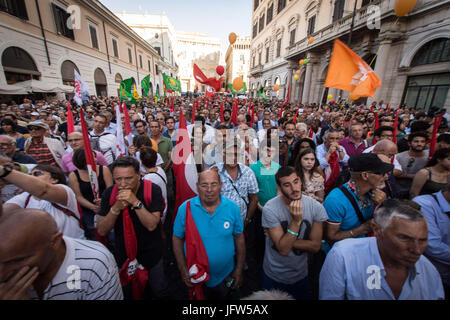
[98,181,164,270]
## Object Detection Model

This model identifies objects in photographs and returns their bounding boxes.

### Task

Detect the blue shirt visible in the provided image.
[413,191,450,284]
[173,195,244,287]
[316,143,349,170]
[319,237,444,300]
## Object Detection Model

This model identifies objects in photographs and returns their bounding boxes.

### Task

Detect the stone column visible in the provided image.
[371,37,392,103]
[302,62,313,103]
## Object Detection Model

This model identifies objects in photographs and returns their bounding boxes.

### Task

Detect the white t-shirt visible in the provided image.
[6,185,85,239]
[28,237,123,300]
[143,167,168,223]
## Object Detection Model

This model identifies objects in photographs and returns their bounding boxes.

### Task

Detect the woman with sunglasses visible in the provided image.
[67,148,113,240]
[295,148,325,202]
[410,148,450,199]
[2,162,85,239]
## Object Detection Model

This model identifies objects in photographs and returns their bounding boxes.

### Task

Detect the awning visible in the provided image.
[13,79,74,93]
[0,83,28,95]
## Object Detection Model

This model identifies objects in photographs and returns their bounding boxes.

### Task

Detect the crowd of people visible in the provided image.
[0,94,448,301]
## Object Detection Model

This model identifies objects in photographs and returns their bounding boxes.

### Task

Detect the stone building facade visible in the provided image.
[249,0,450,111]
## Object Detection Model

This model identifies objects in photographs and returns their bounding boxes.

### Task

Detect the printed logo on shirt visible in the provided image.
[366,265,381,290]
[224,221,230,229]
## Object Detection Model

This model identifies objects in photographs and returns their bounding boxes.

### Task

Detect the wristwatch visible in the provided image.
[133,201,144,210]
[0,164,13,178]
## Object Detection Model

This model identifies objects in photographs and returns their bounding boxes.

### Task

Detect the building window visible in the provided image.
[266,47,270,63]
[290,29,296,46]
[254,0,259,11]
[276,38,282,58]
[2,46,40,84]
[277,0,286,14]
[333,0,345,22]
[155,47,161,56]
[155,65,159,75]
[112,38,119,58]
[0,0,28,20]
[139,55,143,69]
[89,25,99,49]
[267,4,273,24]
[411,38,450,67]
[258,52,262,65]
[307,15,316,36]
[402,73,450,111]
[259,14,265,32]
[61,60,79,86]
[128,48,133,64]
[252,55,256,68]
[115,73,123,83]
[148,60,151,72]
[253,22,258,39]
[52,3,74,40]
[361,0,375,6]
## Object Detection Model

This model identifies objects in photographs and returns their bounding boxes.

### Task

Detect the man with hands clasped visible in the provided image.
[261,166,328,300]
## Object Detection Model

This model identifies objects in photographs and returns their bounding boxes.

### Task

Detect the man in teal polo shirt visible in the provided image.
[172,168,245,299]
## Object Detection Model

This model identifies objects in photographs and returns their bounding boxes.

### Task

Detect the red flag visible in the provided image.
[192,99,196,123]
[220,101,224,123]
[324,152,340,195]
[172,106,198,224]
[79,110,99,199]
[250,101,255,127]
[185,201,209,300]
[373,112,379,144]
[308,128,314,138]
[293,106,301,123]
[193,64,223,92]
[67,102,75,135]
[429,113,444,158]
[386,104,390,112]
[370,105,374,112]
[392,112,399,144]
[231,99,238,126]
[171,97,175,113]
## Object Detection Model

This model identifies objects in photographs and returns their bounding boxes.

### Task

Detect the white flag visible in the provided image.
[74,70,89,106]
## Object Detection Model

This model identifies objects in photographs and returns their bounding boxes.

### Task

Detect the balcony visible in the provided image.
[249,64,264,77]
[285,0,387,59]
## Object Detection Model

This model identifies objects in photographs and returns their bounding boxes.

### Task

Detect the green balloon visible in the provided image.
[304,59,309,64]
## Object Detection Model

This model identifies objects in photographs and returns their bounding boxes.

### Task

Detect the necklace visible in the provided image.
[347,179,373,210]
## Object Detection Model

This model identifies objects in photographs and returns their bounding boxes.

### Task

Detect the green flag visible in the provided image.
[227,82,247,95]
[257,84,267,102]
[155,89,160,104]
[141,75,151,97]
[120,77,138,103]
[162,73,181,92]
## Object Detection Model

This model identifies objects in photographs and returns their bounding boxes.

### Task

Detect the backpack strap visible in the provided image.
[338,185,366,224]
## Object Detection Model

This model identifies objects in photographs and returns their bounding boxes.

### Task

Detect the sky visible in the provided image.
[100,0,252,56]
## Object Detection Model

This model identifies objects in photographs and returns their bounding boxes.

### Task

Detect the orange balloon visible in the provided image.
[308,37,314,44]
[220,88,225,93]
[273,84,280,91]
[299,59,304,65]
[295,70,301,75]
[394,0,418,17]
[229,32,237,45]
[232,77,243,91]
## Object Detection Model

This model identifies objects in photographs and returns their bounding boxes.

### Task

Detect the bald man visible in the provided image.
[372,140,401,199]
[61,132,109,173]
[173,168,245,299]
[0,208,122,300]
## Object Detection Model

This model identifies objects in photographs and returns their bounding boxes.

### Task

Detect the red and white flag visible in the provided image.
[122,102,133,148]
[115,103,127,159]
[67,102,75,135]
[80,110,99,199]
[172,106,198,224]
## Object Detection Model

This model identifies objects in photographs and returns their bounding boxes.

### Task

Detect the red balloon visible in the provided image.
[216,65,224,76]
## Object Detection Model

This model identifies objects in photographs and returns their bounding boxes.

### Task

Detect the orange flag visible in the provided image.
[325,39,381,100]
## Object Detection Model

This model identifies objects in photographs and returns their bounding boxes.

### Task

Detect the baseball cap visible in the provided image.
[348,153,394,175]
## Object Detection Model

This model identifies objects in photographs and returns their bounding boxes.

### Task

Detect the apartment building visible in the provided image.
[225,36,251,91]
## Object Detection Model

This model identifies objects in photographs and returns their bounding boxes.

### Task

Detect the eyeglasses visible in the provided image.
[28,127,43,131]
[199,183,220,190]
[68,139,82,143]
[31,170,44,177]
[0,143,13,147]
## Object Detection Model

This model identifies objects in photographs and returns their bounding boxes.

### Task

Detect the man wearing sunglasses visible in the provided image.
[23,121,65,169]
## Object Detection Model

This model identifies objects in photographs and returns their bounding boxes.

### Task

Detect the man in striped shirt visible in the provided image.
[0,208,123,300]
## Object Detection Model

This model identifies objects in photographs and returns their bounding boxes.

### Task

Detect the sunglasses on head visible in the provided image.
[29,126,43,131]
